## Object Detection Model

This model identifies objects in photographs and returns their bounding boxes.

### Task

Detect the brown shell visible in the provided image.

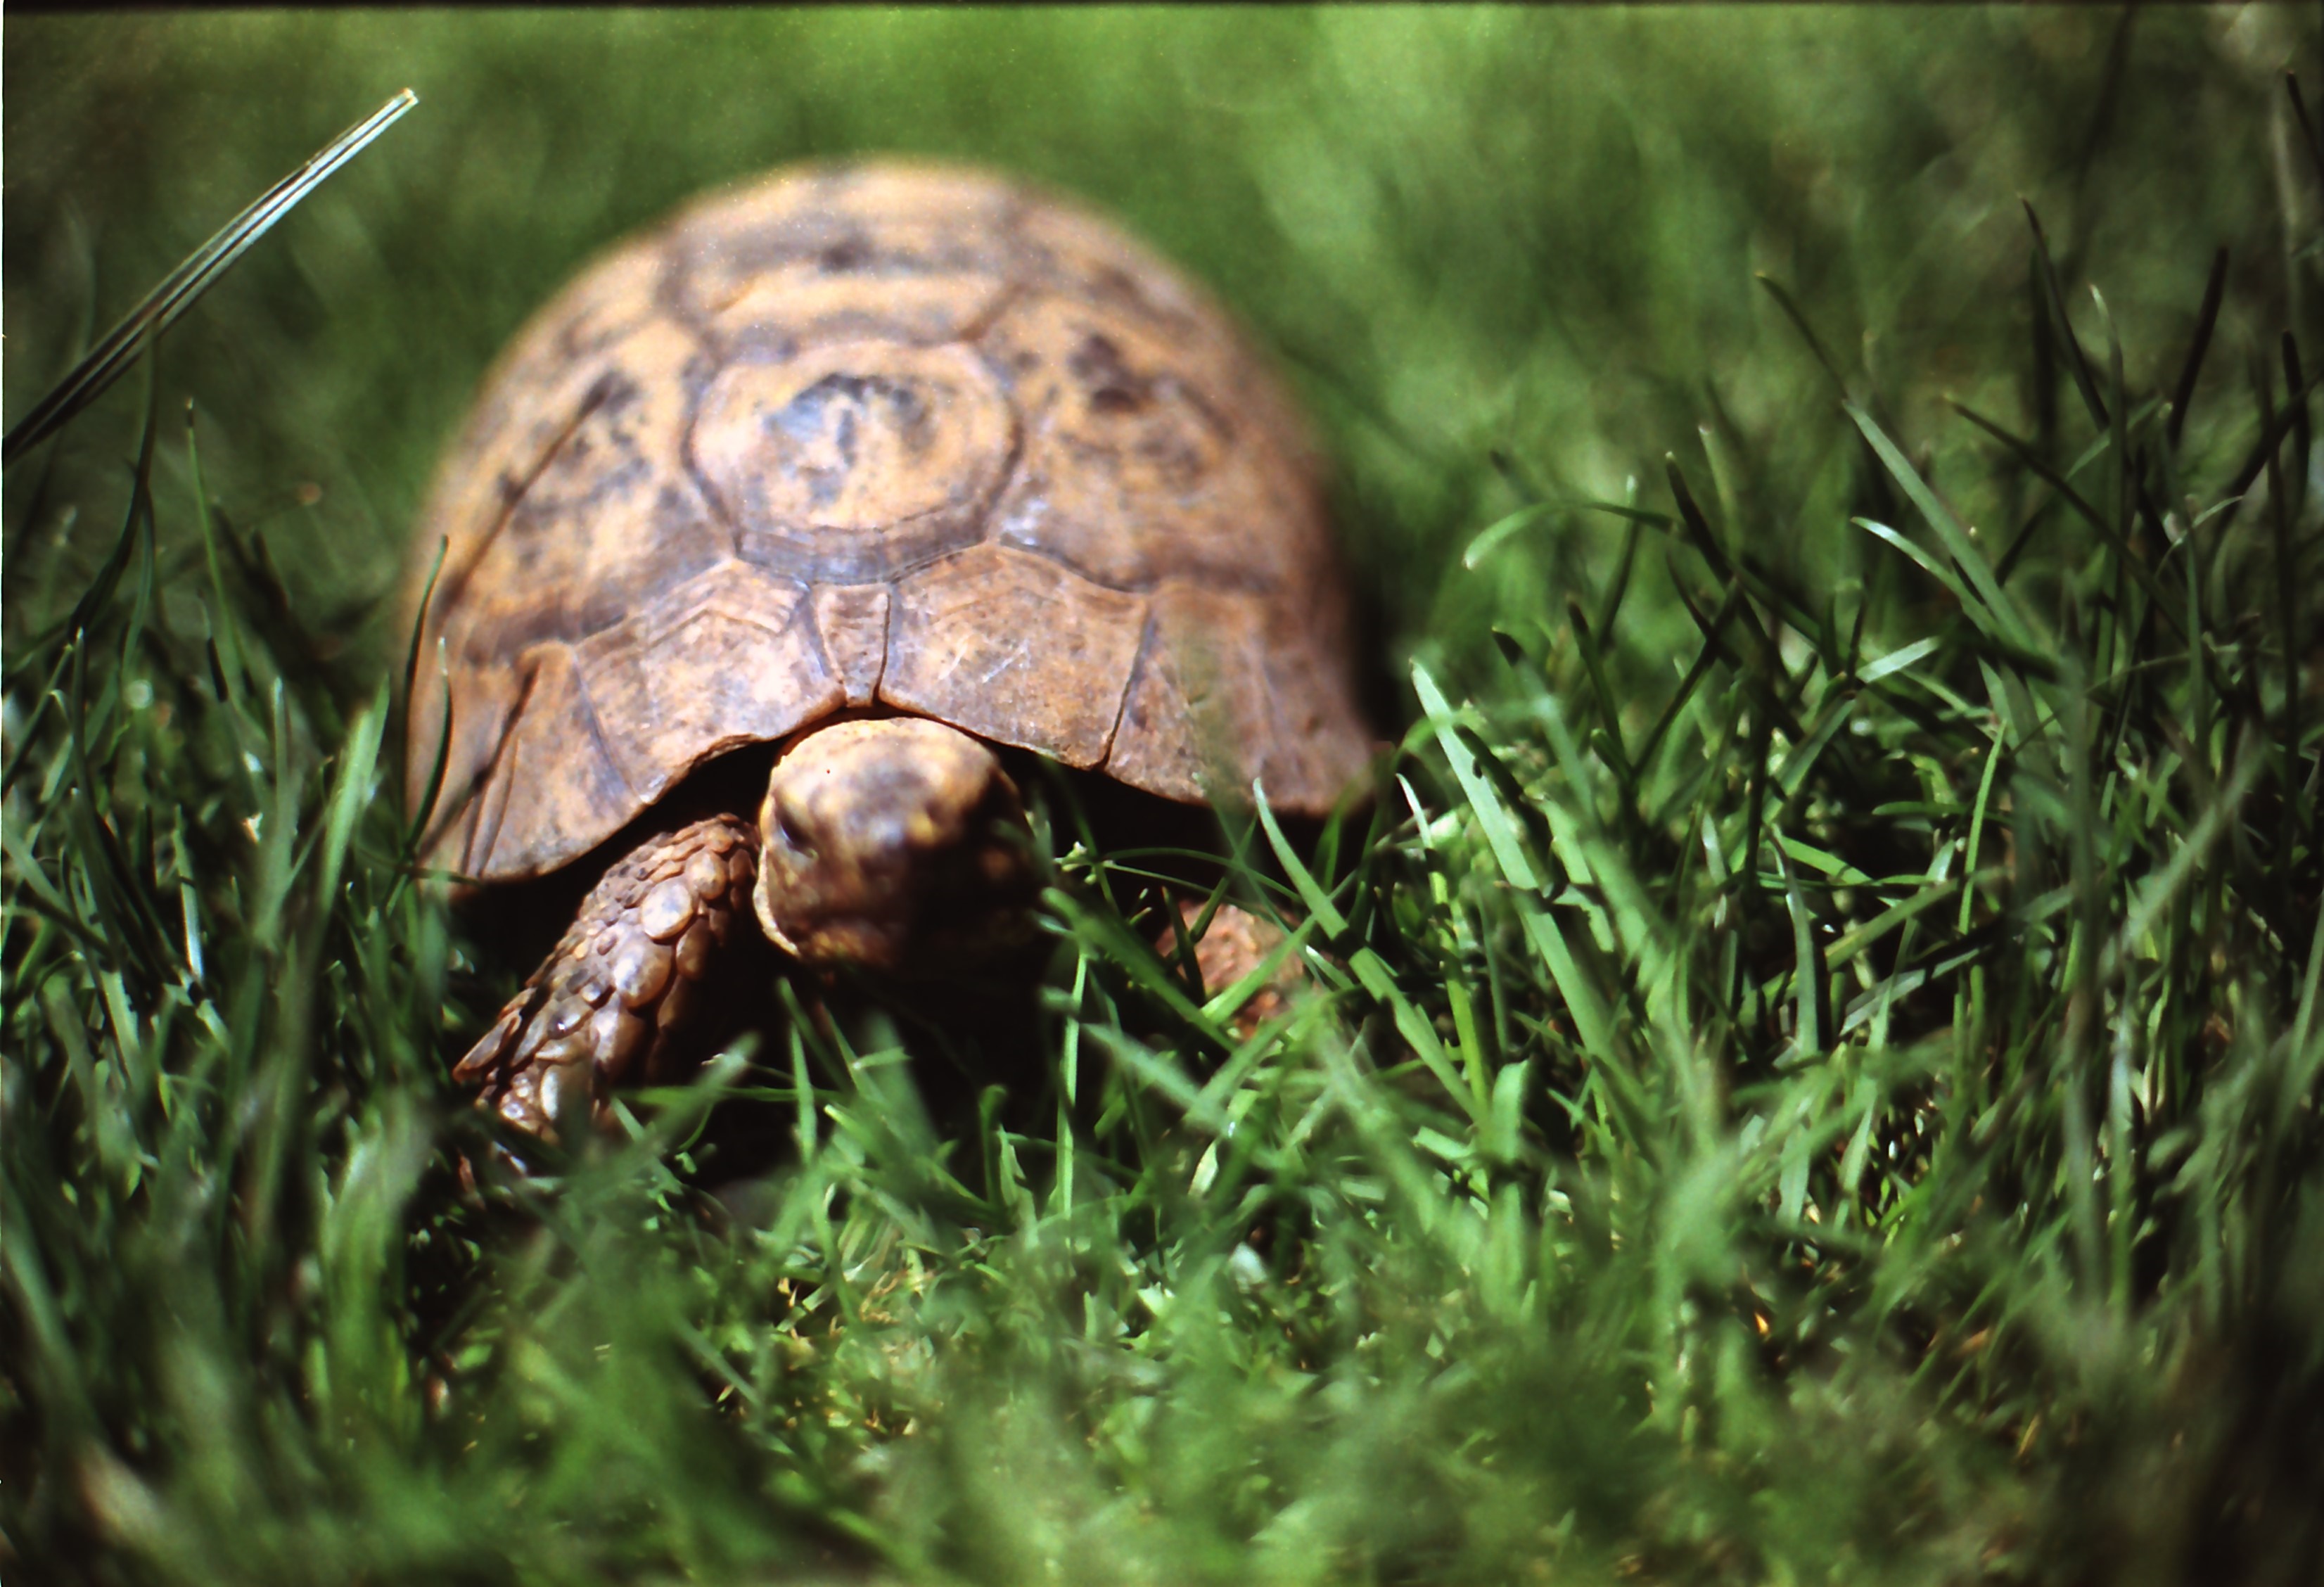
[407,158,1370,881]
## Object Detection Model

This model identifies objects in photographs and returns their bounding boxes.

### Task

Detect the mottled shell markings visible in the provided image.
[407,160,1370,883]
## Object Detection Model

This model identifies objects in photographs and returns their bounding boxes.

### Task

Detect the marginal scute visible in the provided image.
[1104,614,1207,804]
[881,547,1146,770]
[574,561,842,807]
[404,637,518,837]
[412,321,726,851]
[1105,583,1372,812]
[462,644,636,879]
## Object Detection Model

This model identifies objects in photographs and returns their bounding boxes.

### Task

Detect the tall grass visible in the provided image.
[5,25,2320,1587]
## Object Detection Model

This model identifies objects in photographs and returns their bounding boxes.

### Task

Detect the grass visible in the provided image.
[5,11,2323,1585]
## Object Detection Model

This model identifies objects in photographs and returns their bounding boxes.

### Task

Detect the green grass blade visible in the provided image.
[2021,200,2110,432]
[1253,782,1351,936]
[1411,658,1541,894]
[2,90,417,467]
[2166,247,2229,450]
[1847,406,2037,653]
[1752,272,1851,398]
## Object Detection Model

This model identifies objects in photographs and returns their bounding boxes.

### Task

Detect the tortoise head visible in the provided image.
[753,717,1038,970]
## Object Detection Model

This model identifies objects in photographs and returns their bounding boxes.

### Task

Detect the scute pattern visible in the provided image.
[983,295,1295,592]
[697,340,1017,581]
[410,159,1370,881]
[573,562,839,805]
[1108,582,1371,808]
[665,165,1019,355]
[880,547,1147,770]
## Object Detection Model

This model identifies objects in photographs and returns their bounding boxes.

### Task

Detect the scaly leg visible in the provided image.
[454,814,759,1140]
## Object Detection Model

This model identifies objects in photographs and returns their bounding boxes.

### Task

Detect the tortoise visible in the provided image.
[407,158,1372,1141]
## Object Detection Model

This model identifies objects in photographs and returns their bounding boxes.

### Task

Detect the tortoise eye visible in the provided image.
[774,807,816,858]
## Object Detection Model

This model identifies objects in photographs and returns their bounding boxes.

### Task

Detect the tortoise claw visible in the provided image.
[452,1005,525,1086]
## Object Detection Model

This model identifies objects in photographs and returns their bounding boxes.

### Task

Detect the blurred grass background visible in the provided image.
[6,8,2323,1586]
[5,6,2307,679]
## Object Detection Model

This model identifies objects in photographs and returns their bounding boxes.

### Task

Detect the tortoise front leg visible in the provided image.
[454,814,760,1140]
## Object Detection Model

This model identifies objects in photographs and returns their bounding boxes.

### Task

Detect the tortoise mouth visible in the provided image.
[753,716,1036,970]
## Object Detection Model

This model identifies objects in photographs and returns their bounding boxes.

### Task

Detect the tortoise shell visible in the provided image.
[407,159,1371,881]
